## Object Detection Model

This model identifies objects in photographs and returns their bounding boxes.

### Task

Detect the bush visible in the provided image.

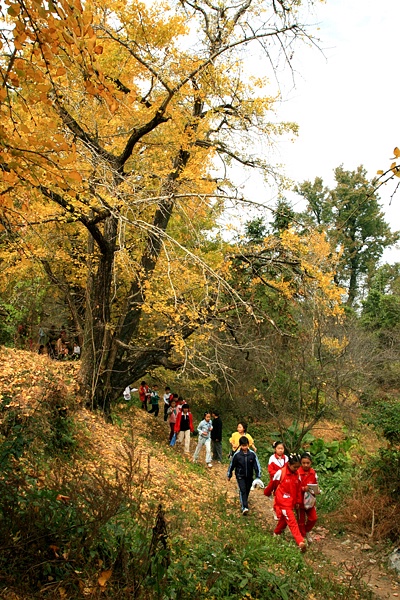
[362,400,400,446]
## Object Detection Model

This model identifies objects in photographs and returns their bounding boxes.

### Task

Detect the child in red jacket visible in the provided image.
[174,403,194,454]
[298,452,319,543]
[268,441,288,479]
[264,453,306,553]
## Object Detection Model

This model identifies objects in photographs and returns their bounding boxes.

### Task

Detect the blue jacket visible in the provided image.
[227,449,261,480]
[197,419,213,440]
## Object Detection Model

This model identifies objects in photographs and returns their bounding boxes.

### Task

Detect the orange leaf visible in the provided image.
[98,569,112,587]
[68,171,83,182]
[56,494,70,504]
[393,147,400,158]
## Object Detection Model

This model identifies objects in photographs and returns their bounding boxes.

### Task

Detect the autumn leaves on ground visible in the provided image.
[0,347,398,600]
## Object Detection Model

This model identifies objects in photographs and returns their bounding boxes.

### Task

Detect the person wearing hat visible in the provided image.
[174,403,194,454]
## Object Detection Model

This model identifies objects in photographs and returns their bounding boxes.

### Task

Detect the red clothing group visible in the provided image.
[264,464,304,546]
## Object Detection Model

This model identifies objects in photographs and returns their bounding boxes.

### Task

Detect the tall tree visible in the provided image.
[1,0,319,411]
[296,166,398,306]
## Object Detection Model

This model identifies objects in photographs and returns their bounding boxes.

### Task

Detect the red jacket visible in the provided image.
[298,467,318,493]
[264,464,302,509]
[174,411,194,434]
[267,453,288,480]
[139,384,149,402]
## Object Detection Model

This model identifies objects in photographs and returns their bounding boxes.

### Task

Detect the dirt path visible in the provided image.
[135,413,399,599]
[208,461,400,600]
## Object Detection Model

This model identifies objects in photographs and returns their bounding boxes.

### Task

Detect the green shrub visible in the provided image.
[362,400,400,445]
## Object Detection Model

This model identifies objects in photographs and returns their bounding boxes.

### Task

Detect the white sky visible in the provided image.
[271,0,400,261]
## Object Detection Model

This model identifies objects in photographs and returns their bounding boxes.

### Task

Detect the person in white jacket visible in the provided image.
[193,413,213,467]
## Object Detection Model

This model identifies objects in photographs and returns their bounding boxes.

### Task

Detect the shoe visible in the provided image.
[306,533,313,544]
[299,542,307,553]
[273,512,279,521]
[207,463,213,468]
[242,508,249,515]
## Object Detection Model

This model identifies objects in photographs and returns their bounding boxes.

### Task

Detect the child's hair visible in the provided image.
[239,436,249,446]
[301,452,312,460]
[178,396,184,402]
[273,440,284,449]
[165,386,170,391]
[182,403,190,410]
[141,381,146,385]
[213,410,220,416]
[204,411,211,418]
[288,453,302,464]
[238,421,248,432]
[173,393,179,399]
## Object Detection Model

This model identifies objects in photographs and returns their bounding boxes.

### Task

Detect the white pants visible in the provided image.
[177,429,191,453]
[193,436,212,463]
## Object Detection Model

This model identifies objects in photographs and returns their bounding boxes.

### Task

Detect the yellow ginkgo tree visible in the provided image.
[1,0,331,411]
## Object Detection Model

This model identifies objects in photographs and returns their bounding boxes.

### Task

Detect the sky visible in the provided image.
[269,0,400,261]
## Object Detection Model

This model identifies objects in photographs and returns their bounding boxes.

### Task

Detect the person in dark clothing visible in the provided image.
[227,436,262,515]
[211,411,223,462]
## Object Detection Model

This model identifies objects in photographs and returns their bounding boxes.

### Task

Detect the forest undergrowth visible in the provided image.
[0,347,399,600]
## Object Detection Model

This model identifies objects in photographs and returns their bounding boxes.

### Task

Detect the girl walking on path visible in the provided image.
[167,400,179,442]
[268,441,288,479]
[229,422,257,456]
[298,452,320,543]
[268,440,288,521]
[193,413,213,467]
[264,453,307,553]
[174,404,194,454]
[139,381,150,411]
[227,436,262,515]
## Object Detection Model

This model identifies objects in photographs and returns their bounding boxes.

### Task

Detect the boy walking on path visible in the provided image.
[148,385,160,417]
[174,404,194,453]
[227,436,262,515]
[211,411,223,462]
[193,413,213,467]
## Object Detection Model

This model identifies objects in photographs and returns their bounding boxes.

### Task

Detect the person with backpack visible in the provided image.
[298,452,320,543]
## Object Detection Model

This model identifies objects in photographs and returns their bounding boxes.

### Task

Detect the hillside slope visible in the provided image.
[0,347,399,599]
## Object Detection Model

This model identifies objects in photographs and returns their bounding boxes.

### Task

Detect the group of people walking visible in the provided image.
[136,382,319,554]
[228,436,319,553]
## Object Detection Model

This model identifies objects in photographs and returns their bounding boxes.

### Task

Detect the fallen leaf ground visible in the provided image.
[0,348,399,599]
